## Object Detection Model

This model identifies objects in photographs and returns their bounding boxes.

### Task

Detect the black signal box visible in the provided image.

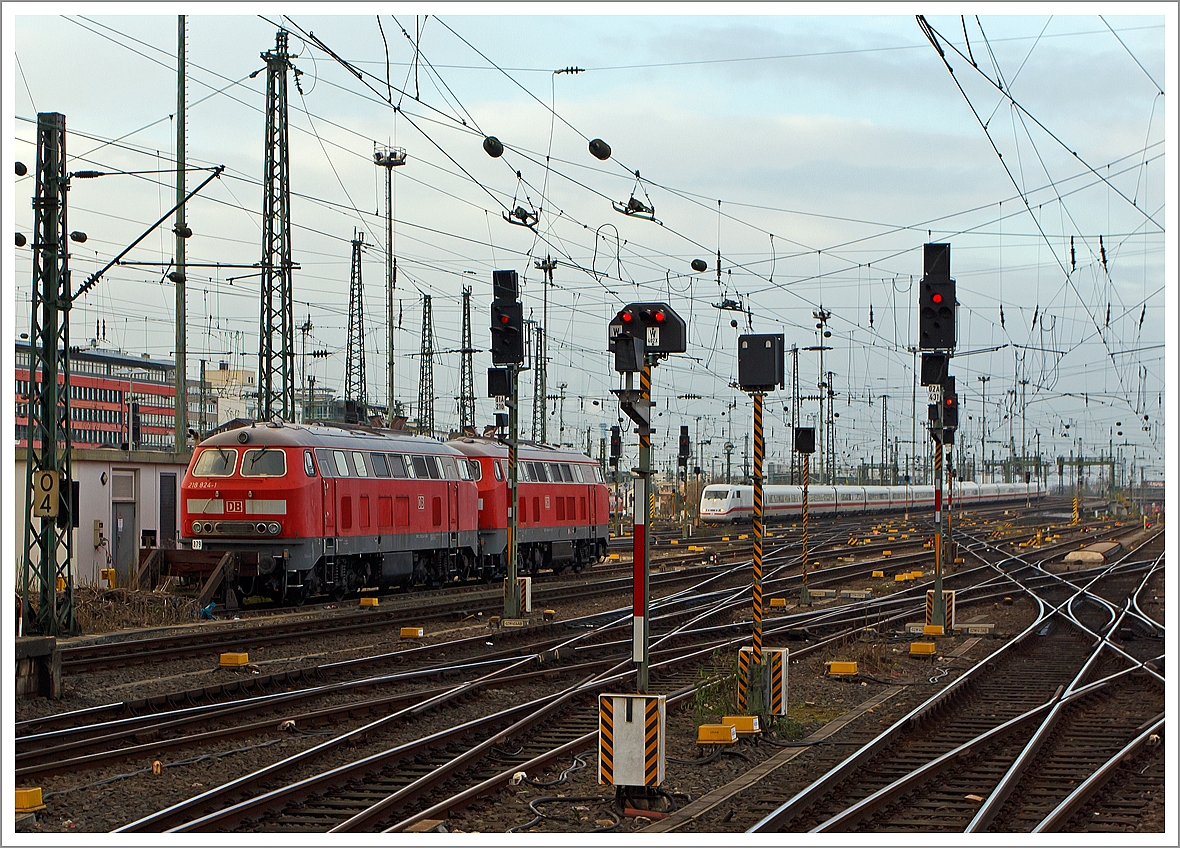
[738,333,785,392]
[920,352,948,386]
[487,367,510,398]
[794,426,815,455]
[492,269,519,302]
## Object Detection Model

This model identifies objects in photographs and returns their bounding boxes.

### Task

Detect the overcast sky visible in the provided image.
[6,5,1173,479]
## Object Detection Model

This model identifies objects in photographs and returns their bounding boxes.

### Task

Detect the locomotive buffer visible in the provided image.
[601,303,685,804]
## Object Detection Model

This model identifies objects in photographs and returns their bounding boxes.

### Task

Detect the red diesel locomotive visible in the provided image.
[180,422,609,603]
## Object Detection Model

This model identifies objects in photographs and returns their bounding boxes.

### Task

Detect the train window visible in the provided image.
[518,462,531,482]
[467,460,480,481]
[532,462,549,482]
[304,450,317,477]
[426,456,443,479]
[192,447,237,477]
[560,464,574,482]
[315,449,335,476]
[387,454,408,478]
[456,458,472,481]
[411,455,430,479]
[549,463,563,482]
[333,450,350,477]
[571,465,584,483]
[241,448,286,477]
[351,452,370,477]
[441,457,460,480]
[371,453,390,478]
[493,460,503,481]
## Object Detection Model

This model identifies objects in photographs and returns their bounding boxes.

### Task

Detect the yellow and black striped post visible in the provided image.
[1072,492,1080,525]
[644,697,661,785]
[946,459,954,566]
[752,392,764,668]
[598,695,614,785]
[800,452,811,606]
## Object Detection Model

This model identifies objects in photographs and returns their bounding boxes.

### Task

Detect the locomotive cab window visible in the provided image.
[332,450,350,477]
[192,447,237,477]
[457,459,472,481]
[425,456,443,479]
[304,450,317,477]
[371,453,390,478]
[441,457,460,480]
[493,460,503,481]
[387,454,409,478]
[352,452,369,477]
[241,448,286,477]
[466,460,480,481]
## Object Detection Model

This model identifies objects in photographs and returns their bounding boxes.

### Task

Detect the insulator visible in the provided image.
[483,136,504,158]
[588,138,612,160]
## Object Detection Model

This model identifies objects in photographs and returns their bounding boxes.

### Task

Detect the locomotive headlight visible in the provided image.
[267,522,281,535]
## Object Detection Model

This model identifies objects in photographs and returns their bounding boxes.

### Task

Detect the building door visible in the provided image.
[112,501,137,587]
[159,473,177,548]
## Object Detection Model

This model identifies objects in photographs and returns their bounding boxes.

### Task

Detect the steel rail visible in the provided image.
[1031,717,1166,833]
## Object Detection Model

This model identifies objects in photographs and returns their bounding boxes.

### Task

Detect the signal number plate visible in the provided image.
[191,539,203,550]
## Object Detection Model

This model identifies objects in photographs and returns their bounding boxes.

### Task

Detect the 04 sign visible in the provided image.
[33,469,61,518]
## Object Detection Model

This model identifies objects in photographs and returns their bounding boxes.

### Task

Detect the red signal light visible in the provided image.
[499,313,510,324]
[932,292,944,304]
[620,311,633,323]
[945,397,955,406]
[653,310,666,323]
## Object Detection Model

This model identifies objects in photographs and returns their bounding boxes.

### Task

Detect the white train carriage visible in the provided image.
[699,479,1044,524]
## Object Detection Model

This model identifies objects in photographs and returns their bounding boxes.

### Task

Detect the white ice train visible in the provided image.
[699,480,1046,524]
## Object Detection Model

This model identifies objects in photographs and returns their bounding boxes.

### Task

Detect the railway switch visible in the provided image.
[599,693,666,787]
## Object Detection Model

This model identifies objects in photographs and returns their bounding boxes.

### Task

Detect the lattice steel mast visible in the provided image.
[258,30,297,421]
[531,324,546,442]
[459,286,476,432]
[21,112,76,636]
[418,295,434,437]
[344,230,366,415]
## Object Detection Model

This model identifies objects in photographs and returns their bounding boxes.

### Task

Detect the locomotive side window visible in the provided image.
[560,464,574,482]
[410,455,430,479]
[241,448,287,477]
[548,463,563,482]
[571,465,584,483]
[426,456,443,479]
[387,454,408,478]
[371,453,390,478]
[192,447,237,477]
[466,460,480,481]
[315,449,335,476]
[440,457,459,480]
[352,452,370,477]
[332,450,350,477]
[493,460,503,481]
[457,459,472,480]
[304,450,317,477]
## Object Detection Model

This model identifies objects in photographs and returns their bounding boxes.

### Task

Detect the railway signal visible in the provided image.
[736,334,787,717]
[918,243,956,351]
[490,270,525,620]
[603,301,686,804]
[794,427,816,609]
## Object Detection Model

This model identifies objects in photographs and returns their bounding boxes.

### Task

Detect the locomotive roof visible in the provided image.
[447,437,593,463]
[196,422,464,455]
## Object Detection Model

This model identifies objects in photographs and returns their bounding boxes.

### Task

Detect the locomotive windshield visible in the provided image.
[241,448,287,477]
[703,489,730,500]
[193,447,237,476]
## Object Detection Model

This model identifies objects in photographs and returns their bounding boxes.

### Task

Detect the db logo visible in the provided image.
[226,500,245,513]
[418,495,425,510]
